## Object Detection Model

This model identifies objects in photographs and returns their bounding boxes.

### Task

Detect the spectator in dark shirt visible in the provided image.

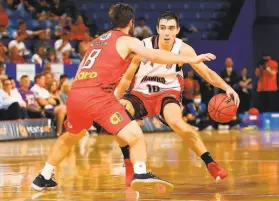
[220,57,238,90]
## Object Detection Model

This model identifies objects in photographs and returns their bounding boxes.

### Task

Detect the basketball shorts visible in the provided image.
[122,90,181,125]
[64,87,132,134]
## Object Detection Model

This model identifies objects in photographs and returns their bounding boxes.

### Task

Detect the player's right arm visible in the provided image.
[126,37,215,65]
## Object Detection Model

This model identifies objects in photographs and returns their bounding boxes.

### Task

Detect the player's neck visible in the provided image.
[113,27,129,35]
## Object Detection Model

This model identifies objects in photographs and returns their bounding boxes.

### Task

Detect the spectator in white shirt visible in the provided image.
[134,17,153,40]
[54,27,72,63]
[31,46,45,66]
[2,78,28,118]
[12,21,46,39]
[31,73,66,136]
[8,33,29,63]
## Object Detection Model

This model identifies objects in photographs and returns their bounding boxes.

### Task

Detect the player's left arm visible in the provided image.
[180,43,240,106]
[115,55,142,100]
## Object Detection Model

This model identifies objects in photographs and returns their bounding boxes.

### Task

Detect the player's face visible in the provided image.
[157,19,180,45]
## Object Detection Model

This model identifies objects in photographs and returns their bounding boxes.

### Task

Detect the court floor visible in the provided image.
[0,130,279,201]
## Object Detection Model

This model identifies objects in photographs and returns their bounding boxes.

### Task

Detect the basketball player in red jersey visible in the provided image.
[115,11,240,186]
[31,4,216,192]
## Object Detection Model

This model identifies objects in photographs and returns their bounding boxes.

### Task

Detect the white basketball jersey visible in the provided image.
[132,36,184,95]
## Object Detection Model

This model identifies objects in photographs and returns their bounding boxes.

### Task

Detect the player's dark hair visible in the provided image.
[157,11,180,27]
[109,3,135,28]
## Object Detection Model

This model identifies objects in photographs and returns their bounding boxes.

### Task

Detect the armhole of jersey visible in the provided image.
[135,39,146,76]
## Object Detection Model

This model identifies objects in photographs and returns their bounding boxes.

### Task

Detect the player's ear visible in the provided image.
[176,25,180,35]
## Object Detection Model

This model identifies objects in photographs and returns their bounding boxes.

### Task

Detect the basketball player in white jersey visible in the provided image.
[115,11,240,187]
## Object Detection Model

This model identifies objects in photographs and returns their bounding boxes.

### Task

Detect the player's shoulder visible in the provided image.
[179,41,195,55]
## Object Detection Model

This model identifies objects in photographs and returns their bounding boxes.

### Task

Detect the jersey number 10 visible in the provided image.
[147,84,160,93]
[82,49,102,69]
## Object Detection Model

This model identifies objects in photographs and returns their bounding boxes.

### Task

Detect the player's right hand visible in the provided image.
[189,53,216,64]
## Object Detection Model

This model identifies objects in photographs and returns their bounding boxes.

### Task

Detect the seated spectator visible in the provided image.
[0,62,8,81]
[34,30,51,54]
[18,75,44,118]
[54,27,72,63]
[78,30,92,59]
[46,49,59,63]
[43,62,52,73]
[9,77,17,92]
[47,80,62,105]
[134,17,152,40]
[70,15,88,40]
[58,74,68,91]
[12,21,46,39]
[238,67,252,113]
[31,46,45,66]
[62,51,71,64]
[0,87,22,120]
[44,72,54,86]
[182,69,200,106]
[31,73,66,136]
[184,93,214,131]
[54,14,70,39]
[8,33,29,64]
[2,78,28,118]
[0,40,7,63]
[60,80,71,104]
[0,4,9,37]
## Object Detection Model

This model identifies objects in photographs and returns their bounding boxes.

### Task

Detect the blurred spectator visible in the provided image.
[58,74,68,90]
[47,80,62,104]
[70,15,88,40]
[12,21,46,39]
[44,72,54,86]
[238,67,252,113]
[0,62,8,81]
[220,57,238,89]
[79,30,92,59]
[31,73,66,136]
[31,46,45,66]
[18,75,44,118]
[8,33,29,63]
[255,54,278,112]
[46,49,58,63]
[60,80,71,104]
[200,79,214,105]
[54,27,72,63]
[6,0,21,10]
[34,31,51,53]
[43,62,52,73]
[0,89,22,120]
[0,4,9,33]
[62,51,72,64]
[54,14,69,39]
[9,77,17,92]
[185,93,214,131]
[182,69,200,106]
[134,17,152,39]
[2,78,28,118]
[0,40,7,63]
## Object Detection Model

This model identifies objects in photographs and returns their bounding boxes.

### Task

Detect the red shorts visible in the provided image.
[64,87,131,134]
[123,90,181,119]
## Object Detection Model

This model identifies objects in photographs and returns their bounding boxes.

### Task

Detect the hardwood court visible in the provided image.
[0,130,279,201]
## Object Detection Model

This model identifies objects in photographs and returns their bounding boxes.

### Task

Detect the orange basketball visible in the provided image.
[208,93,238,123]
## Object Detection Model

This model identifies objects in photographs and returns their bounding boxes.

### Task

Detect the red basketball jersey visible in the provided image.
[72,30,132,91]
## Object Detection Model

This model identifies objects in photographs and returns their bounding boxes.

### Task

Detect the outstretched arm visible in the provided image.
[127,37,216,65]
[180,43,240,106]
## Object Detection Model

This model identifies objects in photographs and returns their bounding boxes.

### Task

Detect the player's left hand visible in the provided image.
[190,53,216,64]
[226,88,240,107]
